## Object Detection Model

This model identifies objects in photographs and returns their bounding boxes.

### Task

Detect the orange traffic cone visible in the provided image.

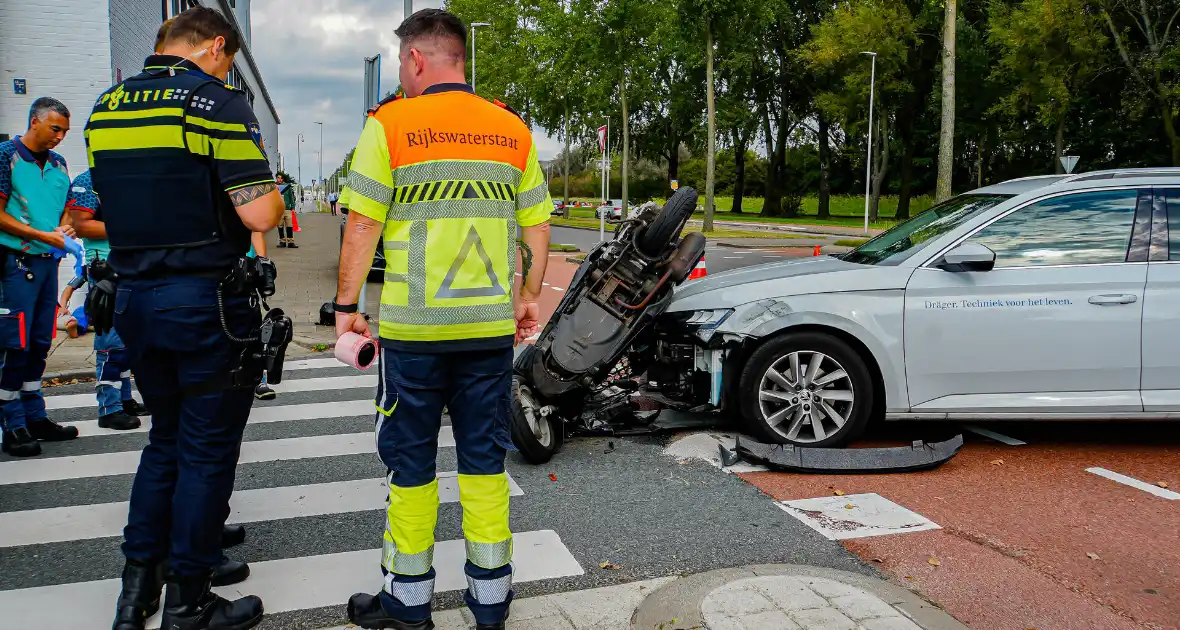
[291,212,301,233]
[813,245,822,256]
[688,254,708,280]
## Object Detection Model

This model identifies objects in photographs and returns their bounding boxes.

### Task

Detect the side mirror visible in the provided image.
[937,242,996,272]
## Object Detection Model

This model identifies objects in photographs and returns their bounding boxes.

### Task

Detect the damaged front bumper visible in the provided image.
[721,434,965,474]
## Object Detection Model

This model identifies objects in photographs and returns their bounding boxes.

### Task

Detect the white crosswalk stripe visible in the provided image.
[0,363,584,628]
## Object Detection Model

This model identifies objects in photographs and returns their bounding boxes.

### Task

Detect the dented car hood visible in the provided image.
[667,255,911,313]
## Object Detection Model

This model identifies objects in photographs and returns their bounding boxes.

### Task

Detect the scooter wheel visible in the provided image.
[510,376,564,465]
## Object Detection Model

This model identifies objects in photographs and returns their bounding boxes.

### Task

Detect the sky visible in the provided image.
[249,0,563,187]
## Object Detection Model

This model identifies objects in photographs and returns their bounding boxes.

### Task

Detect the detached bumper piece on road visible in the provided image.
[724,434,964,473]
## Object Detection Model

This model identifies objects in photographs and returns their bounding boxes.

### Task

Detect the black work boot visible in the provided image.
[111,559,165,630]
[160,574,263,630]
[475,624,505,630]
[1,427,41,457]
[253,383,275,401]
[99,411,142,431]
[221,524,246,549]
[27,417,79,441]
[210,555,250,587]
[347,593,434,629]
[123,399,151,417]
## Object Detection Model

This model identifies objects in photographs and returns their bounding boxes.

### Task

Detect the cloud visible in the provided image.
[249,0,560,186]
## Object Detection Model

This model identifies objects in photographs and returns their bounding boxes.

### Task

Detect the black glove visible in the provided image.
[85,277,118,336]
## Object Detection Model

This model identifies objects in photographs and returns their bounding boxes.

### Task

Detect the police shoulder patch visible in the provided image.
[248,122,267,158]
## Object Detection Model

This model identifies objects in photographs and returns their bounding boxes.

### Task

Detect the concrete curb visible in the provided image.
[631,564,967,630]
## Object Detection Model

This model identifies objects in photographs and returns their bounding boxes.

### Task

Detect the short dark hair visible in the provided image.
[29,97,69,126]
[395,9,466,60]
[164,7,241,55]
[155,18,175,53]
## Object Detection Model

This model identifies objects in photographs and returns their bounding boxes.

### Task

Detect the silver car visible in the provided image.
[659,168,1180,446]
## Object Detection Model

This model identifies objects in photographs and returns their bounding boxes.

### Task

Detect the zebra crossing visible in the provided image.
[0,358,584,629]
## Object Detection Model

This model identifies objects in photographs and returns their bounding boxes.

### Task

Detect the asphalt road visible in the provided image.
[0,358,867,629]
[550,225,798,274]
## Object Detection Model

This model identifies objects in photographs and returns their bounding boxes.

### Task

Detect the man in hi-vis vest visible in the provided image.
[333,9,551,630]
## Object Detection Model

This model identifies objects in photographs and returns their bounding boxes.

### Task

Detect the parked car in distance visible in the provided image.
[597,199,624,219]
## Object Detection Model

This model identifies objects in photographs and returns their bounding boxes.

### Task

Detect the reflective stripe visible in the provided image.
[390,199,516,222]
[349,171,394,208]
[88,125,182,152]
[186,115,247,132]
[386,240,409,250]
[465,539,512,569]
[382,537,435,575]
[119,371,132,379]
[97,380,122,387]
[21,381,41,392]
[380,302,513,327]
[392,160,522,188]
[383,574,435,606]
[384,271,409,284]
[0,389,19,402]
[88,107,183,121]
[516,182,549,210]
[466,572,513,605]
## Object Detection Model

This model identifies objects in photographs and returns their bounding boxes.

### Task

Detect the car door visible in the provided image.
[904,188,1149,414]
[1141,186,1180,411]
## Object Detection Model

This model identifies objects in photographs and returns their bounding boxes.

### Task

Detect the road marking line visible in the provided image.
[551,286,564,291]
[964,425,1027,446]
[0,428,456,486]
[63,399,376,437]
[0,472,524,548]
[0,530,583,629]
[723,256,744,259]
[284,357,349,371]
[1085,467,1180,500]
[779,493,941,540]
[44,375,378,410]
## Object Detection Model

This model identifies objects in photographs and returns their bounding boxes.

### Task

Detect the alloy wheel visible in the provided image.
[757,350,855,444]
[516,383,553,448]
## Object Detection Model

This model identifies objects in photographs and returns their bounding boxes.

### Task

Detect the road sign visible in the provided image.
[1060,155,1079,174]
[597,125,607,153]
[13,79,26,95]
[670,180,679,191]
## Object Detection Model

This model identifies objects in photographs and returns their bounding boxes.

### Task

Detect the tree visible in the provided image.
[1097,0,1180,165]
[989,0,1108,173]
[935,0,957,200]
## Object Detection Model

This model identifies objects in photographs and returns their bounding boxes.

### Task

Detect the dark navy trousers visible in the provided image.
[0,254,58,432]
[115,276,259,576]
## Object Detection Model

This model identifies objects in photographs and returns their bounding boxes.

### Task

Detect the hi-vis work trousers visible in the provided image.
[375,346,516,625]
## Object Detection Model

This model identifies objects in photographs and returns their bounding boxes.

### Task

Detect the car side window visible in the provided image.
[1165,189,1180,261]
[965,190,1139,268]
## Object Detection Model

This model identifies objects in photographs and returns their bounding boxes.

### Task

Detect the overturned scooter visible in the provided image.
[511,187,706,464]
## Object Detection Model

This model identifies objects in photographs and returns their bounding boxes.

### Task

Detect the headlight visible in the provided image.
[686,309,733,342]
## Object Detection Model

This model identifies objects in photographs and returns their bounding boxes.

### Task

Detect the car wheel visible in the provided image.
[509,376,564,464]
[739,332,874,447]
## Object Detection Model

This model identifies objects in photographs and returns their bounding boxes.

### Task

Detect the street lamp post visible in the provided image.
[860,51,877,235]
[297,132,305,196]
[470,22,492,93]
[314,121,324,205]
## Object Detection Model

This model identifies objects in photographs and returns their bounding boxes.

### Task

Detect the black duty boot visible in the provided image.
[160,574,263,630]
[211,556,250,587]
[221,524,246,549]
[254,383,275,401]
[475,624,506,630]
[122,399,151,417]
[347,593,434,629]
[27,417,80,441]
[1,427,41,457]
[99,411,142,431]
[111,559,165,630]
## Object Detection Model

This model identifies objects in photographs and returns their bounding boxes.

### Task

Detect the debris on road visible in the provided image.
[548,473,558,482]
[1087,552,1101,560]
[928,557,942,567]
[990,458,1004,466]
[723,434,964,473]
[1157,481,1170,489]
[599,561,622,570]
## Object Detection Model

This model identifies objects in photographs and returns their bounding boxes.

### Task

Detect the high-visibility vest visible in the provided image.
[343,84,551,345]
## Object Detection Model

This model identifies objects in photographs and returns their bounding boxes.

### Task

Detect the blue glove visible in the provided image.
[51,239,86,276]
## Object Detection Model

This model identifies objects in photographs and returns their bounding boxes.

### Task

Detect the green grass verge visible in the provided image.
[834,238,870,247]
[549,243,579,252]
[559,195,927,230]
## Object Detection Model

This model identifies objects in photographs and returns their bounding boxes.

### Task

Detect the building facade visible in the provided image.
[0,0,280,175]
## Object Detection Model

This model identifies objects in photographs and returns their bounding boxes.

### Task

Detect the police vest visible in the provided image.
[343,83,553,346]
[84,58,262,276]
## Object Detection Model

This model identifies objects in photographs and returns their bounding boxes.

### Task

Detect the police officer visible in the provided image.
[84,8,285,630]
[65,170,148,431]
[0,97,82,457]
[335,9,552,630]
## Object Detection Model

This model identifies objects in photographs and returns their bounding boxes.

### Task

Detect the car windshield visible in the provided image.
[842,194,1011,266]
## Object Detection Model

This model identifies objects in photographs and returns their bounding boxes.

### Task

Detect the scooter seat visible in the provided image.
[548,300,629,375]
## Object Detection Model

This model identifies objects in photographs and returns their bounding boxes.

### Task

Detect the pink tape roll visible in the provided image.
[335,332,378,371]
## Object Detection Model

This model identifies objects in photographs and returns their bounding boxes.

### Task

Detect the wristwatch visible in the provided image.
[332,301,359,313]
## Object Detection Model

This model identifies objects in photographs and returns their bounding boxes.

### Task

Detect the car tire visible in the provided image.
[637,187,698,258]
[509,376,564,465]
[739,332,874,447]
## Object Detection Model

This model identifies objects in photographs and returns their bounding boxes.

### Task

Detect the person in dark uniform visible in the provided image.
[84,8,285,630]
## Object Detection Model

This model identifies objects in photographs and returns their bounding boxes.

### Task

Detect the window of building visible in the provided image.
[163,0,197,19]
[226,64,256,108]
